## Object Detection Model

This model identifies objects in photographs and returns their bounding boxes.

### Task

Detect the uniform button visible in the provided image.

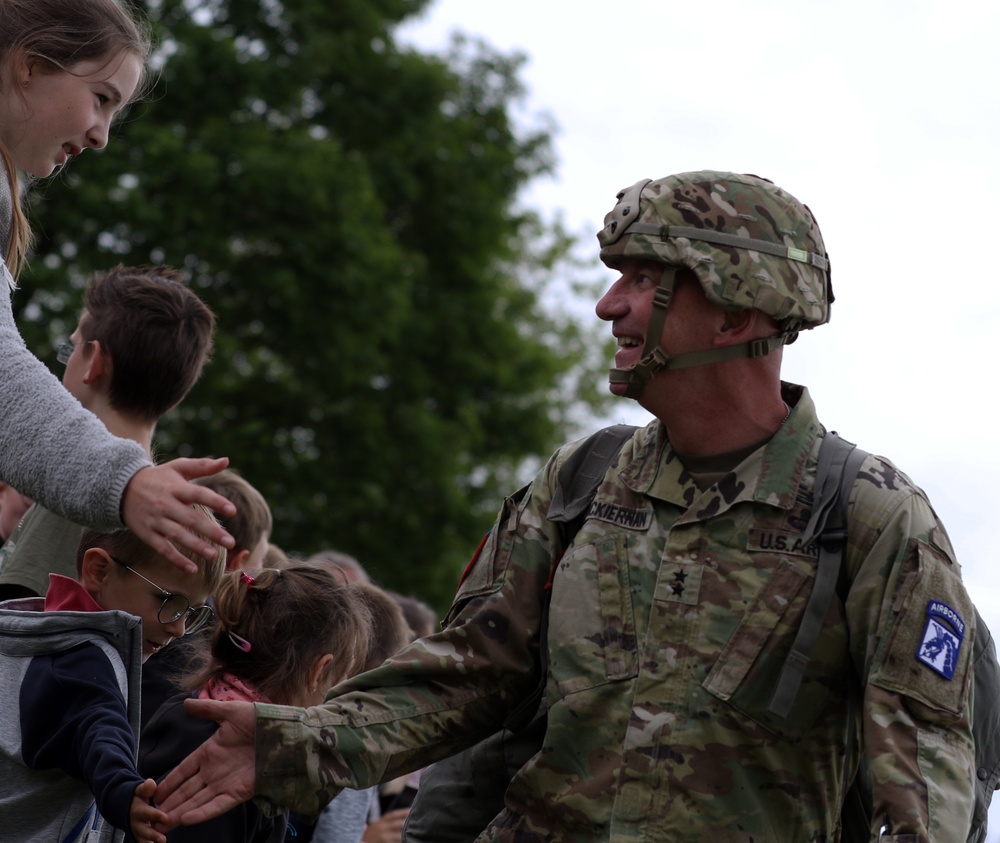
[977,767,988,780]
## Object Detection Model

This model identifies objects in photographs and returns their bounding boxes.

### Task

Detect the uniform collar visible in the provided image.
[620,382,822,520]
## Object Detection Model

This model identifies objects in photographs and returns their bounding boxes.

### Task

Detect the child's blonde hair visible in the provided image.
[77,504,227,597]
[193,470,272,561]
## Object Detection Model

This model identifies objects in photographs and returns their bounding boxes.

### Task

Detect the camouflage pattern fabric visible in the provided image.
[598,171,831,333]
[254,384,974,843]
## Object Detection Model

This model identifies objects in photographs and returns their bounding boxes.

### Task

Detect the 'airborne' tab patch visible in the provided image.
[587,499,652,531]
[916,600,965,680]
[746,528,819,558]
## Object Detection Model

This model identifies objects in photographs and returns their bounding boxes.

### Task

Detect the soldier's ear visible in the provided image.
[716,308,758,345]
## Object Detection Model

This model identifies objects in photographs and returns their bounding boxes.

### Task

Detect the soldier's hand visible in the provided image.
[153,698,256,829]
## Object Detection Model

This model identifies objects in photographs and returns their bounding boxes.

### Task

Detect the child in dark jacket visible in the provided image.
[140,563,371,843]
[0,514,226,843]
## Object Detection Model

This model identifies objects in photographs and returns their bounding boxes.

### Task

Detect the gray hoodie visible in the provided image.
[0,598,143,842]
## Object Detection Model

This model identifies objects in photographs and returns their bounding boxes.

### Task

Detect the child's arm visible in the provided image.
[131,778,168,843]
[20,642,147,834]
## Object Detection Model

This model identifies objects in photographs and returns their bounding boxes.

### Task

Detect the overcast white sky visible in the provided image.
[400,1,1000,831]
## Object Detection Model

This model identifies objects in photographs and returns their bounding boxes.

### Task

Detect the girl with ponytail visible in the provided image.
[140,563,372,842]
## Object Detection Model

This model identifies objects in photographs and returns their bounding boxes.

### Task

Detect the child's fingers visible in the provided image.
[131,816,167,843]
[132,779,169,843]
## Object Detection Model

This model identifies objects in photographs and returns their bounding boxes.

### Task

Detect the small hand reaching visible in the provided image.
[131,778,168,843]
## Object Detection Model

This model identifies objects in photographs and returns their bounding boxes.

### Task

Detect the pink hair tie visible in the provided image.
[228,631,252,653]
[240,571,256,589]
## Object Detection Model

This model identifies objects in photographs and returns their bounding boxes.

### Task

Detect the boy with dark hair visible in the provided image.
[75,264,215,424]
[0,513,227,842]
[0,264,215,600]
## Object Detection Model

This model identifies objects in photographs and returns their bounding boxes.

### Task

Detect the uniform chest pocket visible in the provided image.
[702,556,852,740]
[546,534,639,697]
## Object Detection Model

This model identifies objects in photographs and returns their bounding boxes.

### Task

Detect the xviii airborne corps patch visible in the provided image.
[916,600,965,680]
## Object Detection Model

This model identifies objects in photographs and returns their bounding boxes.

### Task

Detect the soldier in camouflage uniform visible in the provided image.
[156,172,975,843]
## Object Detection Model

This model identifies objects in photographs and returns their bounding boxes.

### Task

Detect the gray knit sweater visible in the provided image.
[0,171,150,530]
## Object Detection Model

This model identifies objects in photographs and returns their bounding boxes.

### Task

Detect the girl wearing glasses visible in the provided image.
[0,0,235,575]
[140,564,373,843]
[0,514,228,843]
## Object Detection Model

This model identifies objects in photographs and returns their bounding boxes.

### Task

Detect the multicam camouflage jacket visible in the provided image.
[255,384,975,843]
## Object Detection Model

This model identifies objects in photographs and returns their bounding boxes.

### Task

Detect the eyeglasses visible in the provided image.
[55,338,94,365]
[113,557,214,635]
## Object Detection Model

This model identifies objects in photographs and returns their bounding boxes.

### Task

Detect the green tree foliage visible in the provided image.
[16,0,612,606]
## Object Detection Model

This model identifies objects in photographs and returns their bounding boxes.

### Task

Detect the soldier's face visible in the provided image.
[596,259,721,397]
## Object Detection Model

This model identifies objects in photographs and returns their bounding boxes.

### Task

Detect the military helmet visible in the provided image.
[596,171,833,399]
[598,171,832,333]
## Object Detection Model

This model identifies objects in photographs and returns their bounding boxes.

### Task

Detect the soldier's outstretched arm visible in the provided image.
[154,698,256,828]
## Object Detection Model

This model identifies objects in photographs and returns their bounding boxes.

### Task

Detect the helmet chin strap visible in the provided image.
[608,266,796,400]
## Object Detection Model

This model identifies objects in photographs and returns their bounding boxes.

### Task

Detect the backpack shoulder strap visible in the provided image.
[504,424,637,733]
[970,606,1000,841]
[768,431,869,718]
[547,424,639,525]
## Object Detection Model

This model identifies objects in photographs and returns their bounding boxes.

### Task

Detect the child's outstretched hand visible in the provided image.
[131,778,168,843]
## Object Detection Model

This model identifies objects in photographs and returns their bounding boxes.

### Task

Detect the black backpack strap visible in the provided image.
[503,424,637,733]
[971,606,1000,840]
[768,431,869,719]
[406,430,643,843]
[548,424,639,525]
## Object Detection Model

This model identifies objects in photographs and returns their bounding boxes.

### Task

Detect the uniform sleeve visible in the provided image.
[845,457,975,843]
[0,274,150,530]
[254,450,575,817]
[20,642,144,834]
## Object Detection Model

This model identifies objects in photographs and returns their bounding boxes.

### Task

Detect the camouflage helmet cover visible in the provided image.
[597,171,832,332]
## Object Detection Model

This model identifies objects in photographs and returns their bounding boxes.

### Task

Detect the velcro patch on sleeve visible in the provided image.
[870,539,974,717]
[452,484,529,603]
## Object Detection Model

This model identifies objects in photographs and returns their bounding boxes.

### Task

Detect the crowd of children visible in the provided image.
[0,254,433,842]
[0,2,439,842]
[0,263,436,843]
